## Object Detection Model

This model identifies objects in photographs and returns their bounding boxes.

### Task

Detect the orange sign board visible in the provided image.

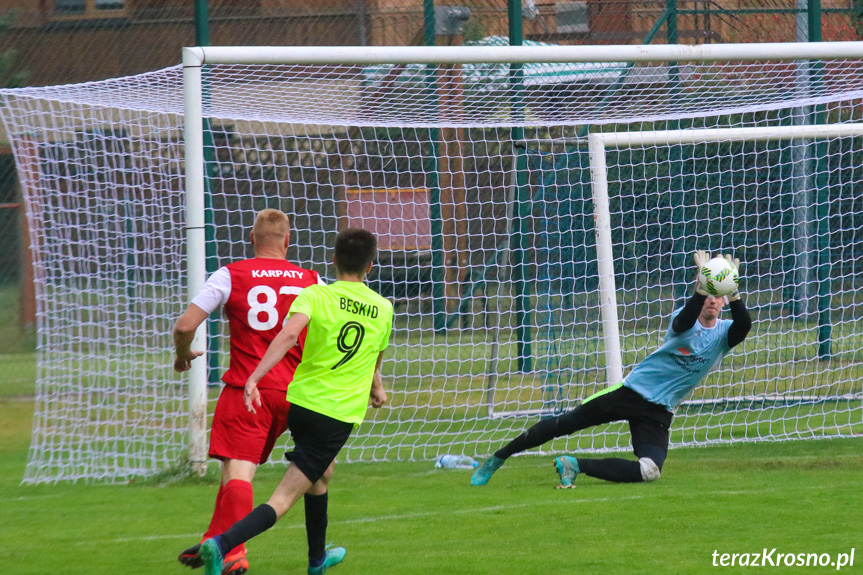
[345,188,432,251]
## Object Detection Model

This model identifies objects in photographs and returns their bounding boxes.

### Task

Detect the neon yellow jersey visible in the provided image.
[285,281,393,425]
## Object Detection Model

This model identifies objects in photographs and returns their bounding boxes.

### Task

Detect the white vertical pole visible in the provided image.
[183,48,208,476]
[588,134,624,386]
[792,0,814,319]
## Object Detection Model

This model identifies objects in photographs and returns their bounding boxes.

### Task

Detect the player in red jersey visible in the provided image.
[173,209,325,575]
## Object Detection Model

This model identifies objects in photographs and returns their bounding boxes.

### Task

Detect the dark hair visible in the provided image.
[334,228,377,275]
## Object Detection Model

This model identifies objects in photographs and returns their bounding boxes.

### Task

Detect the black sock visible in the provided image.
[217,503,278,555]
[578,458,643,483]
[305,493,329,565]
[494,417,561,460]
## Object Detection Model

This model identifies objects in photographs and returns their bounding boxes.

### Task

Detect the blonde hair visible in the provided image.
[252,209,290,247]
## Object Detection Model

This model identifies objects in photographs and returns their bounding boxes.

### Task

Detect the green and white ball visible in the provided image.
[699,257,739,297]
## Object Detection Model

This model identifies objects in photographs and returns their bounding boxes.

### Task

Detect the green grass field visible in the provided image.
[1,394,861,574]
[1,282,862,573]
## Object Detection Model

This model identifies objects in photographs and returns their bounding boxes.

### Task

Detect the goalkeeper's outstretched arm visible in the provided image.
[672,249,713,334]
[671,292,707,335]
[720,252,751,348]
[727,298,751,348]
[671,249,712,334]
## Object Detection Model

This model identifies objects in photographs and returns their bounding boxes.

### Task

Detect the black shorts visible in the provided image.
[559,383,674,465]
[284,403,354,483]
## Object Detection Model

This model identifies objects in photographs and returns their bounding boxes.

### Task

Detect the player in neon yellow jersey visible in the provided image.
[188,228,393,575]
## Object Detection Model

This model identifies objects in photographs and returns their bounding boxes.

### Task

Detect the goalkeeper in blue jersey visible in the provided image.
[471,250,752,488]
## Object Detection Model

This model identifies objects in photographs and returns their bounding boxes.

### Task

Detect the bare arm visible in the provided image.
[369,350,387,408]
[244,312,310,413]
[172,304,209,372]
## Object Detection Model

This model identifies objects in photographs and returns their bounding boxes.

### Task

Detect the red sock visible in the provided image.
[203,482,225,539]
[204,479,254,557]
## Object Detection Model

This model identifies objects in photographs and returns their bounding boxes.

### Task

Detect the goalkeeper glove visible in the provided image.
[693,250,711,296]
[723,253,742,302]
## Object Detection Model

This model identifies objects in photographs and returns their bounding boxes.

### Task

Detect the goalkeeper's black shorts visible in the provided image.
[559,383,673,465]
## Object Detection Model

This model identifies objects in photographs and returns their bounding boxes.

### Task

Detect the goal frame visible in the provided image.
[182,41,863,468]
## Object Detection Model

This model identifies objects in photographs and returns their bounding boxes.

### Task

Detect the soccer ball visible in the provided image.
[698,257,739,297]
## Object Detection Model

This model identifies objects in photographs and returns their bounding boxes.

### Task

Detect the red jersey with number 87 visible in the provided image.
[194,257,323,392]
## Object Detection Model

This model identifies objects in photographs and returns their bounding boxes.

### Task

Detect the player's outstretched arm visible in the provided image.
[671,250,711,334]
[369,351,388,408]
[172,304,208,372]
[244,312,310,413]
[722,254,752,348]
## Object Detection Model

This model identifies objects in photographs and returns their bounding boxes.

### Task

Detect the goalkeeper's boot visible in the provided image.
[221,547,249,575]
[470,455,504,486]
[199,538,224,575]
[178,543,204,569]
[308,544,347,575]
[553,455,580,489]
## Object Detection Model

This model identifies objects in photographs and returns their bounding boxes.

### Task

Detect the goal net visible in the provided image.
[3,42,863,483]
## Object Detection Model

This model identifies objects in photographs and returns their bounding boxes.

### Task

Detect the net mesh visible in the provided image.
[2,51,863,483]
